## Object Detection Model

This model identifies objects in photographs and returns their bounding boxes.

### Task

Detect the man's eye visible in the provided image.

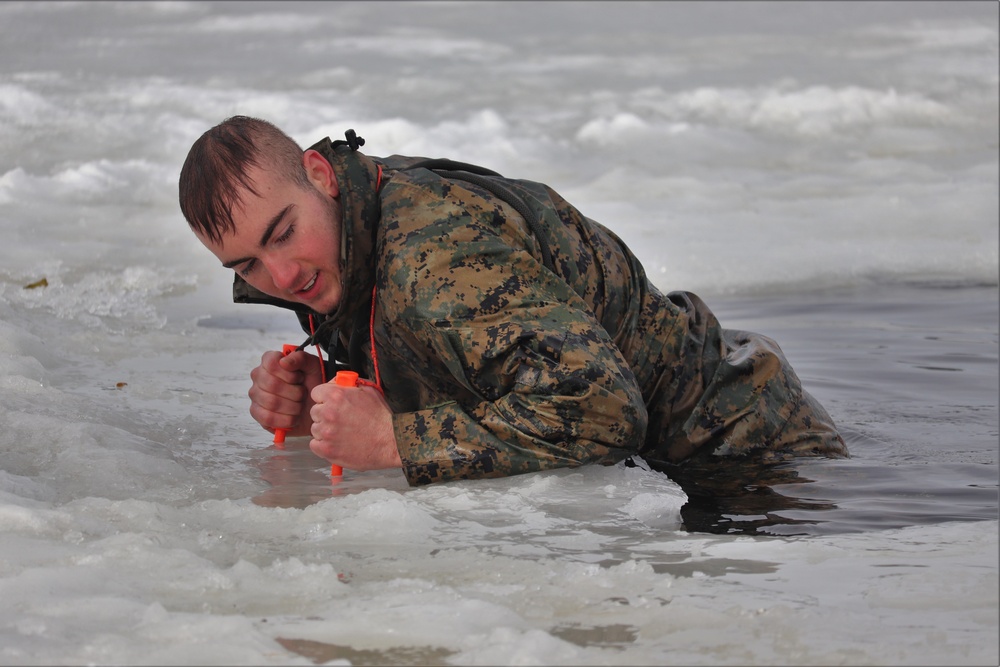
[274,224,294,245]
[238,260,257,278]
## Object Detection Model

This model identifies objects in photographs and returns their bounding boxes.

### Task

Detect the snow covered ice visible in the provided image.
[0,2,996,664]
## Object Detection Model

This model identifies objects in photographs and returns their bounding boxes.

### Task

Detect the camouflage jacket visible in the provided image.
[234,138,846,486]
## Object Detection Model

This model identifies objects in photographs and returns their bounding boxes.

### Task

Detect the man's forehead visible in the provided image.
[230,163,282,217]
[235,162,270,201]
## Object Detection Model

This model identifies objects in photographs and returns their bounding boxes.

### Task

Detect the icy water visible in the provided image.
[0,2,997,665]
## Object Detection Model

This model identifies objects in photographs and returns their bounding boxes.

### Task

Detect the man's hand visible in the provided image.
[248,349,326,438]
[308,382,402,470]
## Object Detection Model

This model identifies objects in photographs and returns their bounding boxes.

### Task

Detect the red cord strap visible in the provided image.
[364,164,384,394]
[365,283,382,393]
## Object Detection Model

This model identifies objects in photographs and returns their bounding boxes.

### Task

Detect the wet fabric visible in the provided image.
[234,139,848,485]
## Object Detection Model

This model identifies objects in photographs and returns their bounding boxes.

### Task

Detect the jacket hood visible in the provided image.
[232,137,382,342]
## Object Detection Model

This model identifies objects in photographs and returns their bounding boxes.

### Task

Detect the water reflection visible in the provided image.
[251,440,410,508]
[657,429,999,536]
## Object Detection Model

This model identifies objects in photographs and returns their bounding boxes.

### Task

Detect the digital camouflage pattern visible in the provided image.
[234,138,848,486]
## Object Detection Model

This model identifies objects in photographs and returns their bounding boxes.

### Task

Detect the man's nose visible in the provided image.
[265,255,299,291]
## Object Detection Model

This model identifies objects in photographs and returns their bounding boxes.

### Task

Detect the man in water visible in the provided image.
[178,116,847,487]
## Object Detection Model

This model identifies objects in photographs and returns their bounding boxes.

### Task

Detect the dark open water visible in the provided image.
[686,283,998,535]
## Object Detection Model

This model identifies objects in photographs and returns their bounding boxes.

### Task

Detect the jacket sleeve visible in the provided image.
[378,176,648,485]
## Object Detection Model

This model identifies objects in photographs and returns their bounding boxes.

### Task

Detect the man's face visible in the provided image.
[197,153,343,315]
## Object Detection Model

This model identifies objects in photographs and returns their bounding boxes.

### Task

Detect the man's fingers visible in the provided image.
[249,382,304,415]
[250,401,297,431]
[248,348,333,439]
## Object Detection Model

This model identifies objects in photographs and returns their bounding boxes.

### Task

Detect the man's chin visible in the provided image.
[308,291,340,315]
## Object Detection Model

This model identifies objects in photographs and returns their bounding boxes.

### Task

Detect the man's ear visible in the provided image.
[303,149,339,198]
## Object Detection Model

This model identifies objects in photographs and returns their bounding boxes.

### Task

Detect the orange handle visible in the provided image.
[272,344,298,447]
[328,370,359,477]
[334,370,359,387]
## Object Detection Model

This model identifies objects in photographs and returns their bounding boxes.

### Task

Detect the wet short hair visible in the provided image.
[179,115,311,244]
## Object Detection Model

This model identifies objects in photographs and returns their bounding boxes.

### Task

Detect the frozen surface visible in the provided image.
[0,2,996,665]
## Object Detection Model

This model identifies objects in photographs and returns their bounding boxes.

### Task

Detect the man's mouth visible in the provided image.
[297,273,318,296]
